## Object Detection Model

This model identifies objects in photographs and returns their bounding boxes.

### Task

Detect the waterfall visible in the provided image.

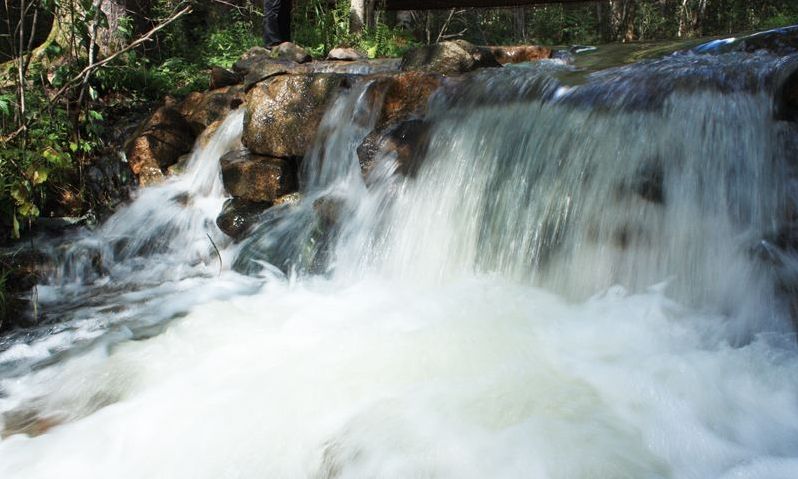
[2,49,798,479]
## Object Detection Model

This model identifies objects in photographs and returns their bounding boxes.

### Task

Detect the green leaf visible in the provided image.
[11,214,19,240]
[31,168,48,186]
[69,142,79,153]
[45,42,63,60]
[0,96,10,117]
[89,110,103,121]
[10,186,28,206]
[18,202,39,218]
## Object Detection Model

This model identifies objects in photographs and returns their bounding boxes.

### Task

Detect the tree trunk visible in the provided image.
[513,6,526,43]
[350,0,375,33]
[609,0,636,42]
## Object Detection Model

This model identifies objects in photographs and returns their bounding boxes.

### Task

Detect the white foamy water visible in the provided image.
[1,278,798,478]
[3,53,798,478]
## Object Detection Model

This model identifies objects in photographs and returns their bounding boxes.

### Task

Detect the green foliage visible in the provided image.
[0,82,79,238]
[294,0,418,58]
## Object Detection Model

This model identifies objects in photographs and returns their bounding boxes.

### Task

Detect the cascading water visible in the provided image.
[2,44,798,478]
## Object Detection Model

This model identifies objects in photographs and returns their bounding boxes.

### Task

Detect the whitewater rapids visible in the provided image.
[2,276,798,479]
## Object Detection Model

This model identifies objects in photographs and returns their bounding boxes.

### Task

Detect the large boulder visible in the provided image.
[366,71,443,129]
[220,149,299,203]
[177,86,245,136]
[125,105,195,186]
[488,45,553,64]
[243,73,348,158]
[355,72,442,177]
[400,40,501,75]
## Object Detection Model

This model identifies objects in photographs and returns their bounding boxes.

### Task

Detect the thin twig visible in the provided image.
[207,233,223,277]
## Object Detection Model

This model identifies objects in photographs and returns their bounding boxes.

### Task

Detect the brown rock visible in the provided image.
[357,119,430,177]
[328,47,366,61]
[220,150,299,203]
[243,59,312,90]
[167,154,192,176]
[401,40,501,75]
[488,45,553,64]
[233,47,272,74]
[274,192,302,207]
[271,42,312,63]
[177,86,245,136]
[126,106,194,184]
[1,410,62,439]
[243,73,347,158]
[216,198,271,240]
[367,71,443,129]
[137,166,165,187]
[210,67,243,90]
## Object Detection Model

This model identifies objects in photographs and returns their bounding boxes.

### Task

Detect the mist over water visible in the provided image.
[2,50,798,478]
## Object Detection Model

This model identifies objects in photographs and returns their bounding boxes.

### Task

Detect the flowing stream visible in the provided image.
[2,41,798,478]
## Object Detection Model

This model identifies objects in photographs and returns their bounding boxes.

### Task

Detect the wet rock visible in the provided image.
[216,198,271,240]
[777,66,798,122]
[0,247,54,332]
[85,153,133,214]
[125,105,195,186]
[313,196,345,229]
[488,45,553,64]
[401,40,501,75]
[220,150,299,203]
[310,59,401,75]
[243,73,348,158]
[366,71,443,129]
[166,153,192,176]
[1,410,62,439]
[0,248,53,293]
[210,67,243,90]
[233,47,273,74]
[242,59,311,90]
[714,26,798,56]
[177,86,245,136]
[357,120,430,177]
[328,47,366,61]
[233,47,312,88]
[271,42,312,63]
[274,192,303,207]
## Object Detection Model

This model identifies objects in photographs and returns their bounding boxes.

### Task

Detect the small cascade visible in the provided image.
[0,110,258,378]
[233,81,385,276]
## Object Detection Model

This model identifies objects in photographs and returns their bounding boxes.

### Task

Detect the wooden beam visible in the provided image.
[383,0,596,10]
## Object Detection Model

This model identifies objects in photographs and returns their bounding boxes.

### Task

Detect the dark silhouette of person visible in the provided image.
[263,0,292,47]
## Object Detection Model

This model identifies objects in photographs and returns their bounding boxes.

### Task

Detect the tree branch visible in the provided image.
[49,5,193,105]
